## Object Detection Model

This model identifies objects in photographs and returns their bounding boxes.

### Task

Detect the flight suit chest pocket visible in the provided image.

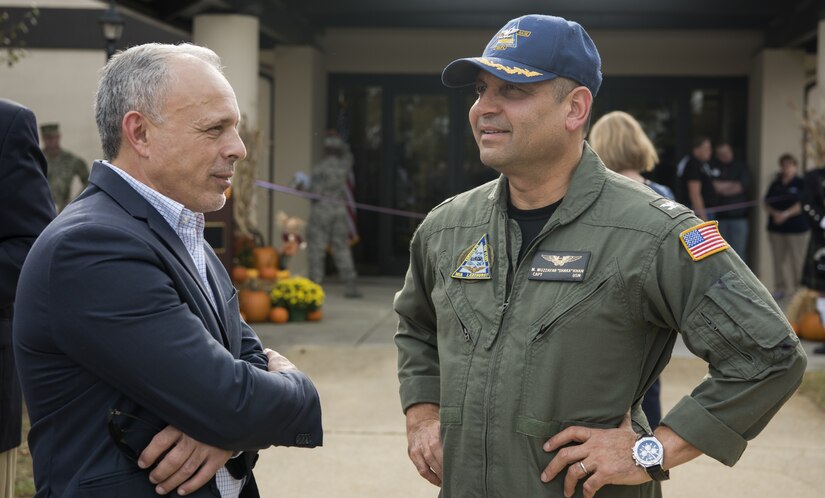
[437,252,483,347]
[690,271,798,380]
[519,260,636,424]
[529,259,621,343]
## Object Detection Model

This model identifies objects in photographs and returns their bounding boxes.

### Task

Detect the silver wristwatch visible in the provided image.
[632,434,670,481]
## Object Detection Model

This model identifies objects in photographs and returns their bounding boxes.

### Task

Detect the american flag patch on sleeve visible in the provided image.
[679,221,729,261]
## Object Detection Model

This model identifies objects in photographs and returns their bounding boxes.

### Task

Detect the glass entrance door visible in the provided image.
[386,92,451,268]
[330,75,479,275]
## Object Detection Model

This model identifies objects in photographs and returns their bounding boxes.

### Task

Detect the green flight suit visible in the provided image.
[394,144,806,498]
[45,149,88,211]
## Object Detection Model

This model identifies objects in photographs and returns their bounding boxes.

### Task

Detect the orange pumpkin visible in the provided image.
[259,266,279,281]
[276,270,291,280]
[239,290,271,322]
[798,312,825,341]
[307,309,323,321]
[231,266,248,284]
[253,246,279,272]
[270,306,289,324]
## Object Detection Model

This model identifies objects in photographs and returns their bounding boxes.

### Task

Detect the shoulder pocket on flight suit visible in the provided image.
[689,271,798,380]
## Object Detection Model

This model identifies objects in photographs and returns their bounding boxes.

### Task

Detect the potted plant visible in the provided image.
[269,276,325,322]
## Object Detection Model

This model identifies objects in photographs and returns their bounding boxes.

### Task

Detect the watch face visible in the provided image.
[633,437,663,467]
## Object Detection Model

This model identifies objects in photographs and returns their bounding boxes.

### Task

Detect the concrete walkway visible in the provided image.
[251,277,825,498]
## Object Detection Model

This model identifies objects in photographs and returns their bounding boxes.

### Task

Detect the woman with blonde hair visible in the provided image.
[589,110,674,200]
[588,110,672,428]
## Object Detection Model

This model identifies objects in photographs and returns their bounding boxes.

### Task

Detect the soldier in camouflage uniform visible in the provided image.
[306,132,362,297]
[40,123,89,212]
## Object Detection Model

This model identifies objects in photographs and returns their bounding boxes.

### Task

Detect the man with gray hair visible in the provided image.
[14,43,322,498]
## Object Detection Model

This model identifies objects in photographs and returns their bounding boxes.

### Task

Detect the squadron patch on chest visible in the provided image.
[451,234,493,280]
[528,251,591,281]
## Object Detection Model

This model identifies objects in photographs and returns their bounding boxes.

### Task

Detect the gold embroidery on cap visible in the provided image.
[475,57,543,78]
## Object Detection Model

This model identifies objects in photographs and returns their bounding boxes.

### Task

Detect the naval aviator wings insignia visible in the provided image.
[541,254,583,267]
[451,234,493,280]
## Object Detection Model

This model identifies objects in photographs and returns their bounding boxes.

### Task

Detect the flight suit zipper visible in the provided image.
[532,277,612,343]
[481,211,512,496]
[700,311,754,363]
[482,213,558,495]
[438,269,476,345]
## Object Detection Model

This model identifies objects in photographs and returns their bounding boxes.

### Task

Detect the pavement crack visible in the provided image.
[354,308,396,346]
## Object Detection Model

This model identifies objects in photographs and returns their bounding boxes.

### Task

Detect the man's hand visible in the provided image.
[405,403,443,487]
[541,413,648,498]
[264,348,297,372]
[138,426,232,496]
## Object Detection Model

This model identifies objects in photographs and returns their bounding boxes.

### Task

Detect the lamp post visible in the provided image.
[98,0,124,61]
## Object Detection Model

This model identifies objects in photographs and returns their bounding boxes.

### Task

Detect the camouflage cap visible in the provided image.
[40,123,60,137]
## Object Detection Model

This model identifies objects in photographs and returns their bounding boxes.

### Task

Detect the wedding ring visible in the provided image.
[579,461,589,475]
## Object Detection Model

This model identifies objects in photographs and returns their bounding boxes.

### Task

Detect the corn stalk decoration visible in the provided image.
[801,104,825,167]
[233,117,260,239]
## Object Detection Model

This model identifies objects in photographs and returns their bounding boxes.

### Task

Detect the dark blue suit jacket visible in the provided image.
[14,162,322,497]
[0,99,55,452]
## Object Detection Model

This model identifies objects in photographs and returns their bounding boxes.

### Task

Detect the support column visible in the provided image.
[272,46,326,276]
[193,14,260,125]
[748,49,806,290]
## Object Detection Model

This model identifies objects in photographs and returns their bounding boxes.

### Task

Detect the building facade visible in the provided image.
[1,0,820,287]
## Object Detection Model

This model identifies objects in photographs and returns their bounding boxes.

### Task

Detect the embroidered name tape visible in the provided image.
[452,234,493,280]
[679,221,729,261]
[528,251,590,281]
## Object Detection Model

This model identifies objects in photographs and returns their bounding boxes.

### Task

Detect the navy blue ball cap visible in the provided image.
[442,14,602,96]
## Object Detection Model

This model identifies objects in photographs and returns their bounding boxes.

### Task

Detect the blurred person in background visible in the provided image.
[711,142,751,263]
[676,136,714,220]
[306,130,362,298]
[40,122,88,212]
[764,153,808,301]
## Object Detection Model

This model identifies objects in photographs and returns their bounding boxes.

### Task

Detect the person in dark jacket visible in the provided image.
[0,99,55,498]
[13,43,322,498]
[710,143,751,263]
[764,153,808,301]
